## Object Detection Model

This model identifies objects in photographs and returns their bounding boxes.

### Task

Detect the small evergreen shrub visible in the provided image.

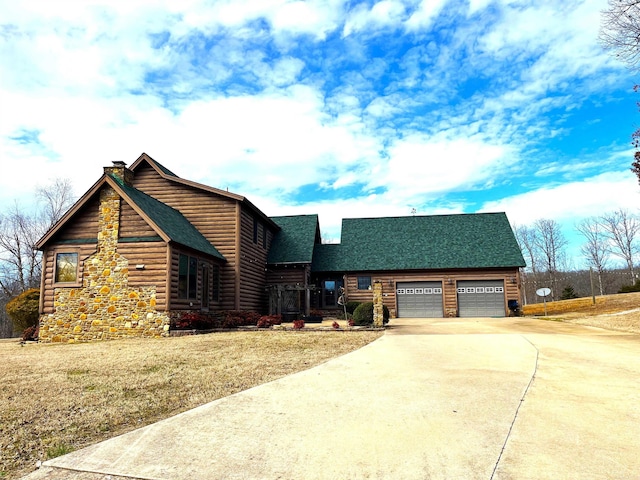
[345,301,361,314]
[560,285,579,300]
[292,319,305,329]
[6,288,40,332]
[332,321,340,329]
[352,302,389,326]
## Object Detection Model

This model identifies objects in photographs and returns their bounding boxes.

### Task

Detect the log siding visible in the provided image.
[37,155,524,342]
[133,163,238,310]
[332,268,521,317]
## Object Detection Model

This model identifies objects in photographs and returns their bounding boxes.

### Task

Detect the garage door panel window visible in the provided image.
[397,281,443,318]
[457,280,506,317]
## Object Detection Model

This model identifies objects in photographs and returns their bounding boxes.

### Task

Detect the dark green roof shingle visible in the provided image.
[268,215,319,264]
[312,213,525,272]
[114,177,225,260]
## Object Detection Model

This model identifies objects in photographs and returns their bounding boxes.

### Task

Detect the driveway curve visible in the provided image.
[28,318,640,480]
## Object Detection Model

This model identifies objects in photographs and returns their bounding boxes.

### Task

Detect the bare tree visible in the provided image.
[0,179,74,337]
[0,204,45,296]
[600,0,640,71]
[600,209,639,282]
[576,218,610,295]
[513,224,540,305]
[534,219,568,301]
[36,177,75,228]
[600,2,640,184]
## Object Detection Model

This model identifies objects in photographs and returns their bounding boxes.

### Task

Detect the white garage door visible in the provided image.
[397,281,443,318]
[457,280,506,317]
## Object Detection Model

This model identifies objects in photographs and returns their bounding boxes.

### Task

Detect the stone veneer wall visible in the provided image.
[39,186,170,343]
[372,281,384,327]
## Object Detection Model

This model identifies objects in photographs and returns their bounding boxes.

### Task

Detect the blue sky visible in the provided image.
[1,0,638,267]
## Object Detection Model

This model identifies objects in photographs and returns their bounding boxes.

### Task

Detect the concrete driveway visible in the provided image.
[28,318,640,480]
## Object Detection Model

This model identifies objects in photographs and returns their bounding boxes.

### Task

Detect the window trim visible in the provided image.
[212,264,221,303]
[178,253,199,300]
[357,276,372,290]
[53,250,81,287]
[201,263,210,310]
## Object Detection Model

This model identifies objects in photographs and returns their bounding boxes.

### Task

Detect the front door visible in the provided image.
[322,279,343,308]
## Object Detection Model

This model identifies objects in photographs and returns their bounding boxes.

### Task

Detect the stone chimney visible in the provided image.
[104,161,134,186]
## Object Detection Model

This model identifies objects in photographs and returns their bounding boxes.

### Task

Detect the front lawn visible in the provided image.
[0,330,382,479]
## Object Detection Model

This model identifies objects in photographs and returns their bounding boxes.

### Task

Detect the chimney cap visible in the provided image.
[112,161,127,167]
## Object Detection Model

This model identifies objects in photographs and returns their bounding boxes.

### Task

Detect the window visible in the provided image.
[212,265,221,302]
[262,225,267,248]
[55,252,78,283]
[202,264,209,309]
[357,276,371,290]
[178,254,198,299]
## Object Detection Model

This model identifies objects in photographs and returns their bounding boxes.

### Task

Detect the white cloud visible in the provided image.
[1,0,638,273]
[481,171,640,227]
[405,0,448,30]
[378,134,515,198]
[343,0,406,36]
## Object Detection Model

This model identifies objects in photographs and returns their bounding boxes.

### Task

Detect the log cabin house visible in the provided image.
[36,153,525,342]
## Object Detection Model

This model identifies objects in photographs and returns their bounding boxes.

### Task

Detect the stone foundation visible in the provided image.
[39,186,170,343]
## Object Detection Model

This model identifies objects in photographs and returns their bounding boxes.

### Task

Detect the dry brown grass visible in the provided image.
[0,330,382,479]
[522,291,640,334]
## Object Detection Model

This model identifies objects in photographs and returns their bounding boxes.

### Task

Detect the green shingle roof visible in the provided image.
[311,213,525,272]
[151,159,179,177]
[268,215,320,264]
[114,177,225,261]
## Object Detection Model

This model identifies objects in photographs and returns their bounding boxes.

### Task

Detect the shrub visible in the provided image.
[222,311,261,328]
[352,302,389,326]
[6,288,40,332]
[345,301,361,314]
[292,319,305,329]
[257,315,282,328]
[560,285,579,300]
[172,312,219,330]
[619,280,640,293]
[22,325,39,342]
[332,321,340,329]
